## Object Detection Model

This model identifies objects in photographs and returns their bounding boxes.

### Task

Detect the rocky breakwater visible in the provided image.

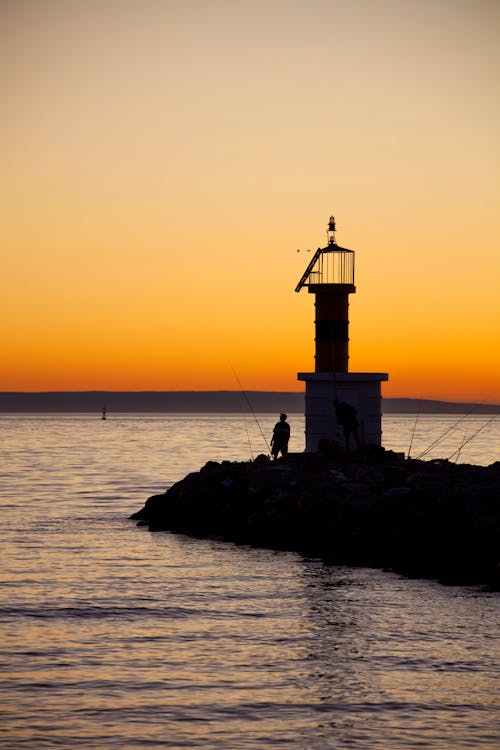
[130,450,500,589]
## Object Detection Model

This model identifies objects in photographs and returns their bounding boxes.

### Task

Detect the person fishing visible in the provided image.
[270,413,290,460]
[333,399,361,453]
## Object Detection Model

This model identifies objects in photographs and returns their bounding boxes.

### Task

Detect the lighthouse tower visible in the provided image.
[296,216,388,452]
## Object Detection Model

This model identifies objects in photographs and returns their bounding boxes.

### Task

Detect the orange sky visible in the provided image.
[1,0,499,402]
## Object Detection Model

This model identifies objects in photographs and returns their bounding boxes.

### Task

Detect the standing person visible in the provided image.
[333,400,361,453]
[271,413,290,460]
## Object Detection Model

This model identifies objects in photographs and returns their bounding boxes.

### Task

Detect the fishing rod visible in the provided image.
[447,411,499,463]
[229,363,271,455]
[330,326,339,403]
[415,403,486,460]
[407,410,420,459]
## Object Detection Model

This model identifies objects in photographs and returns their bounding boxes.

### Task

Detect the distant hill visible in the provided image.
[0,392,498,414]
[382,398,499,415]
[0,391,301,413]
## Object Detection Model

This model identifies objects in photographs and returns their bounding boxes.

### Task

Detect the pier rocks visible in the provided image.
[130,452,500,590]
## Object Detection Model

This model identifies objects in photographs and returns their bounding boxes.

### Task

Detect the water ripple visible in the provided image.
[0,414,498,749]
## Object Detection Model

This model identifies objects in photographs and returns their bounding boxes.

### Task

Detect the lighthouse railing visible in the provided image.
[296,245,355,291]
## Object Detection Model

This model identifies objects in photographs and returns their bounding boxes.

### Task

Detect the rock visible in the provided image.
[130,450,500,590]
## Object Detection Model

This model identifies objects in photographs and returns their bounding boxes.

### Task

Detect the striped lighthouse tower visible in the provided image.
[296,216,388,452]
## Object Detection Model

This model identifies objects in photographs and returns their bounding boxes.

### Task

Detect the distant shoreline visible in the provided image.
[0,392,498,414]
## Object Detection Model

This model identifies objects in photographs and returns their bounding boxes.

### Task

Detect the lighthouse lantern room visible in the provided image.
[296,216,388,452]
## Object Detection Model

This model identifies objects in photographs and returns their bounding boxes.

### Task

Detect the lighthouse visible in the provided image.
[296,216,388,452]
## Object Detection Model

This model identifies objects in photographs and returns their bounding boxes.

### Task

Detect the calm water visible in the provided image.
[0,413,499,749]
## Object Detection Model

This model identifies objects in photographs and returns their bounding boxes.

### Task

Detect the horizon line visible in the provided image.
[0,390,498,405]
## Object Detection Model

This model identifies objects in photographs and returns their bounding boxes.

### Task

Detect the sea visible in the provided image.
[0,412,499,750]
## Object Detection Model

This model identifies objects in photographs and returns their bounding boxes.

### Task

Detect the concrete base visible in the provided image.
[297,371,389,452]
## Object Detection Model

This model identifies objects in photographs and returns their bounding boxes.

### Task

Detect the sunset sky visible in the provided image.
[1,0,499,402]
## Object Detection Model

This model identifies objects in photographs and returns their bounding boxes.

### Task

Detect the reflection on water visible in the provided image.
[301,564,499,748]
[0,414,499,749]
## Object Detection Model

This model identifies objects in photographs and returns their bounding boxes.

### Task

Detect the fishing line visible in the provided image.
[453,431,468,464]
[240,398,254,460]
[447,412,499,462]
[415,403,485,460]
[407,410,420,458]
[228,362,271,455]
[330,328,340,441]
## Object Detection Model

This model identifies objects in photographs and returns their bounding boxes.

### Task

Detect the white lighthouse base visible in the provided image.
[297,372,389,452]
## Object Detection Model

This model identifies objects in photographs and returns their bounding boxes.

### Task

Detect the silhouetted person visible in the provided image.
[271,413,290,460]
[333,400,361,453]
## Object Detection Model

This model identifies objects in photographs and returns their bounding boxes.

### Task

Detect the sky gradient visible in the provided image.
[1,0,499,402]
